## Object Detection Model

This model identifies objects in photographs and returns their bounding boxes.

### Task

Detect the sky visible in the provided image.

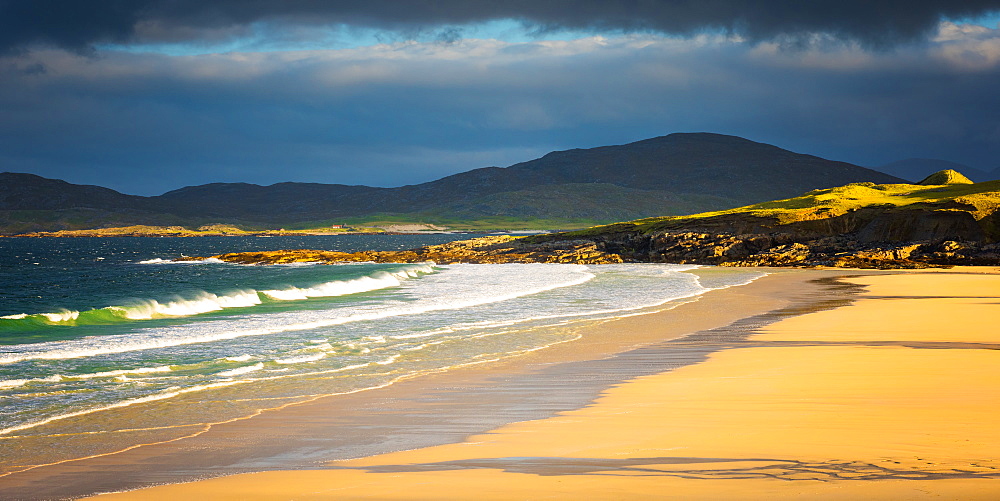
[1,1,1000,195]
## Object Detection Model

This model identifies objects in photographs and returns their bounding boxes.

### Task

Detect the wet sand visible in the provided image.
[0,268,847,499]
[81,266,1000,500]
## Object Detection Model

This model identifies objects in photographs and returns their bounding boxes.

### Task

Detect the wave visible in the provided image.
[0,375,61,390]
[274,353,325,364]
[116,291,264,319]
[138,257,224,265]
[0,356,404,437]
[0,264,435,331]
[260,264,434,300]
[0,365,173,390]
[0,264,595,365]
[0,292,262,328]
[0,380,243,436]
[217,363,264,377]
[1,310,80,323]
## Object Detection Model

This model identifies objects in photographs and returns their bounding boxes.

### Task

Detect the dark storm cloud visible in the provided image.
[2,31,998,194]
[3,0,1000,54]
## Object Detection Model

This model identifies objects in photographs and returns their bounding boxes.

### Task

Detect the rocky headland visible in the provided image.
[180,235,623,265]
[182,171,1000,269]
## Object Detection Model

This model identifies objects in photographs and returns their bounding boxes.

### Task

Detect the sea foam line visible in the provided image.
[260,264,432,301]
[0,380,244,436]
[0,264,436,328]
[0,366,174,390]
[137,257,224,265]
[0,266,595,365]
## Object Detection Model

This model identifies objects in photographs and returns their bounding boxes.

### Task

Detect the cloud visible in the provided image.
[3,0,1000,54]
[2,22,999,195]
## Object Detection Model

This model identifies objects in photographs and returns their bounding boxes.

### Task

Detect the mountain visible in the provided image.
[187,170,1000,269]
[876,158,994,183]
[152,182,380,219]
[144,133,904,222]
[0,173,146,211]
[1,133,906,233]
[389,133,897,216]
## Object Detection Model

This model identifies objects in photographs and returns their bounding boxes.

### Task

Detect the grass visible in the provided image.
[562,180,1000,237]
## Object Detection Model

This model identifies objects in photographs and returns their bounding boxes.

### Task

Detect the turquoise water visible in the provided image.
[0,236,764,469]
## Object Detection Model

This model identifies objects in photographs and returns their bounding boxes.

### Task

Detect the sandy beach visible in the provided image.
[3,266,998,499]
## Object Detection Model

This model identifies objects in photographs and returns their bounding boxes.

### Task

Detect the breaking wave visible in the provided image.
[0,263,435,331]
[0,264,595,365]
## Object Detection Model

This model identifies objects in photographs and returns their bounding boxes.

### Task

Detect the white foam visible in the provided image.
[375,354,400,365]
[2,264,435,330]
[261,264,434,301]
[217,363,264,377]
[117,290,263,319]
[274,353,325,364]
[0,366,174,391]
[224,354,254,362]
[0,380,243,436]
[0,375,61,390]
[1,310,81,324]
[138,257,224,265]
[137,258,170,264]
[0,264,596,365]
[66,366,174,380]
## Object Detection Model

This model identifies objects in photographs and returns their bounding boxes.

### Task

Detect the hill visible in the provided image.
[0,173,146,211]
[183,170,1000,269]
[876,158,994,183]
[150,133,902,221]
[528,170,1000,267]
[1,133,905,233]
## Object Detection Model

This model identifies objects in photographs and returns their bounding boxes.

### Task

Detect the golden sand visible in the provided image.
[91,268,1000,500]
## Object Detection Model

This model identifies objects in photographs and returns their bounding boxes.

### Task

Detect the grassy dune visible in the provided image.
[568,177,1000,237]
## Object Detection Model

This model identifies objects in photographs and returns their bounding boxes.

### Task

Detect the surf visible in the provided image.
[0,263,596,365]
[0,263,436,332]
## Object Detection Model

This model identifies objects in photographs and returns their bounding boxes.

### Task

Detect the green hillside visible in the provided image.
[564,178,1000,239]
[506,171,1000,267]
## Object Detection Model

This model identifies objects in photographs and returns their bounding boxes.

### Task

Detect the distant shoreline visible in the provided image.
[0,225,495,238]
[0,224,555,238]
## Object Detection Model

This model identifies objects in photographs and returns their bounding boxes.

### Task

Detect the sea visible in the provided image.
[0,235,764,473]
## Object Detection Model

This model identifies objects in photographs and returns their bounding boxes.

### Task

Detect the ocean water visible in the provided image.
[0,235,764,471]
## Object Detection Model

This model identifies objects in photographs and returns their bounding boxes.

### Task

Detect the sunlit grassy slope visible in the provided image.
[565,178,1000,237]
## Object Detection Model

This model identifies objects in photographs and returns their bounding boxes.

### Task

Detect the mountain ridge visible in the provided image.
[184,171,1000,269]
[1,133,906,233]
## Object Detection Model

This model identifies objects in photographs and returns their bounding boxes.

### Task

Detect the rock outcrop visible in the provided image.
[183,235,623,266]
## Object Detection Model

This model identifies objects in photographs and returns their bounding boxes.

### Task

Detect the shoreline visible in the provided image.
[81,266,1000,500]
[0,268,851,499]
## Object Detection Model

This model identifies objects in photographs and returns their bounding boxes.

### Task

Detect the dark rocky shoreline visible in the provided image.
[178,231,999,269]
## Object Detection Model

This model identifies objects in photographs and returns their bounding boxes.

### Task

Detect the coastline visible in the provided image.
[79,266,1000,500]
[0,267,847,499]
